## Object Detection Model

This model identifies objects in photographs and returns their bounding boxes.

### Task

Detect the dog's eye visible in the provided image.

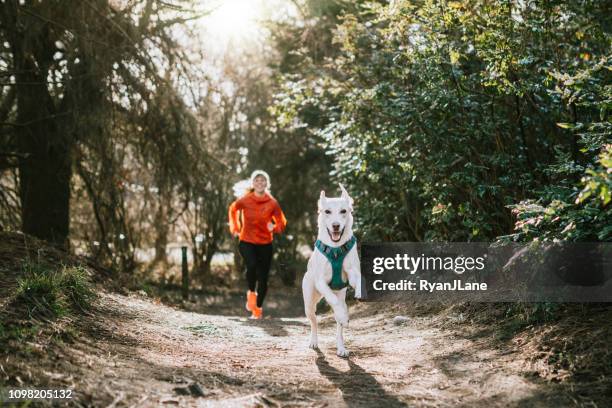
[340,209,347,214]
[324,210,331,214]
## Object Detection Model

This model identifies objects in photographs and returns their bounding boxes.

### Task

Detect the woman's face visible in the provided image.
[253,175,267,194]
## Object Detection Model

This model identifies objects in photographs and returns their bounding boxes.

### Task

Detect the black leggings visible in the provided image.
[238,241,273,308]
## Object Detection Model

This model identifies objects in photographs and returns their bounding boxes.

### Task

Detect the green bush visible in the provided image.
[272,0,611,243]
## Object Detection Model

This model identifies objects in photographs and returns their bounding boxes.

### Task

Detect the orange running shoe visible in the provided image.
[246,290,257,312]
[250,306,263,320]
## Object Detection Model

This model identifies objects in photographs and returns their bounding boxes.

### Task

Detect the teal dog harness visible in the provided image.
[315,236,357,290]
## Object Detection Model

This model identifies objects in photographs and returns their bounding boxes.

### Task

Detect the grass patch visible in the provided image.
[504,302,561,324]
[15,260,94,319]
[0,322,39,342]
[138,281,155,296]
[183,322,220,335]
[0,260,95,346]
[494,303,562,341]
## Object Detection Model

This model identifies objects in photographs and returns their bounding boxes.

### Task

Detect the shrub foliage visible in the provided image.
[273,0,611,242]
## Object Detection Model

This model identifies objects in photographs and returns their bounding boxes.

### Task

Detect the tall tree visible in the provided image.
[0,0,203,249]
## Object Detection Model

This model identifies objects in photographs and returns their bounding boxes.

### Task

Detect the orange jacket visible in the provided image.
[228,192,287,244]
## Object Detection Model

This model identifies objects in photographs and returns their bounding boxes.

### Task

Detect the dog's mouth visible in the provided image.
[327,227,345,243]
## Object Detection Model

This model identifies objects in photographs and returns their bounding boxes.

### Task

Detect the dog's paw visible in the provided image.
[336,348,349,358]
[309,338,319,350]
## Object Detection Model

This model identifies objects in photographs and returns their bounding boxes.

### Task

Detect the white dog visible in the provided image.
[302,184,362,357]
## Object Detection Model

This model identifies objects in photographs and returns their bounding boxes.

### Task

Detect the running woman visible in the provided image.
[228,170,287,319]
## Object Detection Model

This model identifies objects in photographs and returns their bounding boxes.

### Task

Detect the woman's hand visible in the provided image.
[267,222,274,232]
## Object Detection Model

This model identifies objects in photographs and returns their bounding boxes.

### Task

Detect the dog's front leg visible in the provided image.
[345,252,362,299]
[346,266,362,299]
[335,287,349,357]
[303,277,320,349]
[314,279,349,327]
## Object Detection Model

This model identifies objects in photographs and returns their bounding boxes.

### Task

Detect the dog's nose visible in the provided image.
[332,223,340,231]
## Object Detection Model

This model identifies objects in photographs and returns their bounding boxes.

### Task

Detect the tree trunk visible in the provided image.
[19,139,72,248]
[152,203,169,266]
[203,242,217,276]
[9,10,72,248]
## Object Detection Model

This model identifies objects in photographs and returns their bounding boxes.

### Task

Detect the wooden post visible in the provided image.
[181,246,189,300]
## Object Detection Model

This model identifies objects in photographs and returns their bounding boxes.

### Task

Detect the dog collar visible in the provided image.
[315,236,357,290]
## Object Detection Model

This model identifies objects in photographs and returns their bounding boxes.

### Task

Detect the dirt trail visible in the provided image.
[20,287,582,407]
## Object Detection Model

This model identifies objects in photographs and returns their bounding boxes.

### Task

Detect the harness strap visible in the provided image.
[315,236,357,290]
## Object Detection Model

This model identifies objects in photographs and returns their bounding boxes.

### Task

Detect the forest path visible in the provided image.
[43,288,575,407]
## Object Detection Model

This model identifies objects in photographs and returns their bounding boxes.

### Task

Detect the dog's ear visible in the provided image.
[339,184,354,209]
[318,190,326,212]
